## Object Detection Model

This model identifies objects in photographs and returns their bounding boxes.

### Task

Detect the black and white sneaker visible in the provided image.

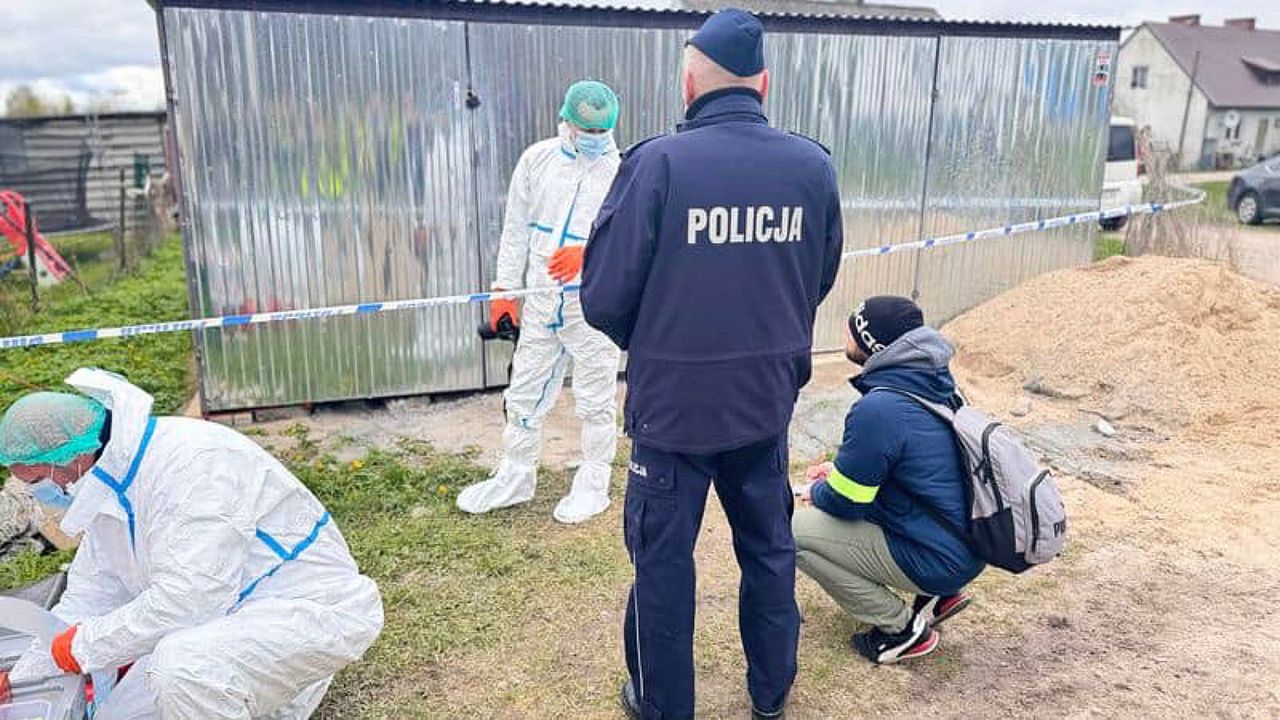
[912,592,972,628]
[852,612,940,665]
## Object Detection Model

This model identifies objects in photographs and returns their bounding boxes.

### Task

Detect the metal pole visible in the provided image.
[1175,50,1201,170]
[117,168,128,271]
[910,37,944,304]
[24,202,38,313]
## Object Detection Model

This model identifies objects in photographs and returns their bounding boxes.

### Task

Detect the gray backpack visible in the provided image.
[877,388,1067,573]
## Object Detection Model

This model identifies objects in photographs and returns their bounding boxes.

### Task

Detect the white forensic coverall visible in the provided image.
[457,126,622,523]
[7,369,384,719]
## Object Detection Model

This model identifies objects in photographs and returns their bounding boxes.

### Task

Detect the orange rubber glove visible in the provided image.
[51,626,82,675]
[0,670,12,703]
[547,245,585,284]
[489,290,519,331]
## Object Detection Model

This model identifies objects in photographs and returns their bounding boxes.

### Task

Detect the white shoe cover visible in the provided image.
[457,462,537,515]
[553,461,612,524]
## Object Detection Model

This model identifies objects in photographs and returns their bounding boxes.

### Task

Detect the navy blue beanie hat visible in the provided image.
[687,8,766,77]
[849,296,924,356]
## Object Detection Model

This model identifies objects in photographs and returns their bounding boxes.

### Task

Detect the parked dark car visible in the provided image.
[1228,156,1280,225]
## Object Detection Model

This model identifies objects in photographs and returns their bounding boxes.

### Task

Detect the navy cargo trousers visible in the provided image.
[623,434,800,719]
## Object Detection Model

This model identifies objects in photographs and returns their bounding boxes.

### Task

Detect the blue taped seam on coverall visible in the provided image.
[233,512,332,610]
[90,416,158,550]
[521,347,569,429]
[548,180,584,331]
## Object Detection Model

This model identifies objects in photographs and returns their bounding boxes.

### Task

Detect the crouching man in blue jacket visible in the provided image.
[794,296,984,664]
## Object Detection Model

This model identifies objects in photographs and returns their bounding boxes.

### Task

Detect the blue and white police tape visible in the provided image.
[840,194,1203,260]
[0,285,580,350]
[0,192,1204,351]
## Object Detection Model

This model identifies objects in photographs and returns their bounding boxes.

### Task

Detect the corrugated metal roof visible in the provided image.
[667,0,938,20]
[486,0,941,19]
[0,111,167,125]
[150,0,1119,39]
[1145,21,1280,109]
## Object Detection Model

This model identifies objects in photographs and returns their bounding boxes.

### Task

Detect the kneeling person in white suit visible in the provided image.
[0,368,384,719]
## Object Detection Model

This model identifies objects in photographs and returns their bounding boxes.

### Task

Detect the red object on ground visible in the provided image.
[0,190,75,282]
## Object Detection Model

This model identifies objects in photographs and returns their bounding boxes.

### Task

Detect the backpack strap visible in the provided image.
[867,387,973,544]
[870,387,958,420]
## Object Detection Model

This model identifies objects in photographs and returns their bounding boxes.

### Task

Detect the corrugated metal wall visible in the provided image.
[767,32,937,350]
[165,9,482,410]
[0,114,166,233]
[915,37,1109,323]
[161,7,1115,411]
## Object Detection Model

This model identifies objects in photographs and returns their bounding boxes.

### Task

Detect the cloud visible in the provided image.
[0,0,159,82]
[0,66,165,115]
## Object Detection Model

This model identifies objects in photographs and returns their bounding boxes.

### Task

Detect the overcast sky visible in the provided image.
[1,0,1276,114]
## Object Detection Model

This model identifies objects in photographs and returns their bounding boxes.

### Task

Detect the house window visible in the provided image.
[1130,65,1149,89]
[1225,123,1241,140]
[1274,117,1280,129]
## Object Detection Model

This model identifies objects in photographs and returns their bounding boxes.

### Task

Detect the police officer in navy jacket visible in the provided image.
[581,9,844,719]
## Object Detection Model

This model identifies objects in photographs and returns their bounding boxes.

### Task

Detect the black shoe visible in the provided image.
[912,592,972,628]
[620,679,641,720]
[852,613,939,664]
[752,699,787,719]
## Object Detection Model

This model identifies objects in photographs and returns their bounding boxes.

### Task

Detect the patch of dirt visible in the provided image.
[253,355,857,472]
[1228,227,1280,288]
[924,255,1280,718]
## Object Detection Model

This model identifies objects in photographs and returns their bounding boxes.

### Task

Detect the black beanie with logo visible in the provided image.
[849,296,924,356]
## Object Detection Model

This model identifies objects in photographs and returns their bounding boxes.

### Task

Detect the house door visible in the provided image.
[1255,119,1270,163]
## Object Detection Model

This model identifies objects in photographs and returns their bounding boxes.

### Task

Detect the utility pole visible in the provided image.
[1176,50,1201,170]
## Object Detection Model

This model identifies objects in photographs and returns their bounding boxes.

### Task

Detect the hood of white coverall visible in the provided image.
[59,367,153,537]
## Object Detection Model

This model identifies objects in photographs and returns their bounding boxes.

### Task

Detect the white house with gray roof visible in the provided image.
[1114,15,1280,170]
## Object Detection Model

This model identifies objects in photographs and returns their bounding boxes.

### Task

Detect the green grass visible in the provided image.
[48,231,121,290]
[0,549,73,592]
[0,234,194,593]
[1095,232,1125,261]
[0,235,193,413]
[286,433,631,718]
[1194,181,1234,225]
[0,232,119,324]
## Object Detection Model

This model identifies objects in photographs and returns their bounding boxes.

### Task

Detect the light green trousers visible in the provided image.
[793,507,922,633]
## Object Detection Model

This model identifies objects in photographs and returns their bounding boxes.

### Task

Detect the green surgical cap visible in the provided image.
[0,392,107,467]
[559,80,620,131]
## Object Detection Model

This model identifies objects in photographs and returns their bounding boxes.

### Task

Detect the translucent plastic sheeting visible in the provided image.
[0,598,115,709]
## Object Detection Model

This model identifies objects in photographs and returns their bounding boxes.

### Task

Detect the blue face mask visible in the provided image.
[31,478,73,510]
[574,130,615,160]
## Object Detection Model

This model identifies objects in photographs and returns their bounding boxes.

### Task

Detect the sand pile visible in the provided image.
[944,256,1280,434]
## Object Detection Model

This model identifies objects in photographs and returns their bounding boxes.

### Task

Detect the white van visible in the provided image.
[1101,116,1145,230]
